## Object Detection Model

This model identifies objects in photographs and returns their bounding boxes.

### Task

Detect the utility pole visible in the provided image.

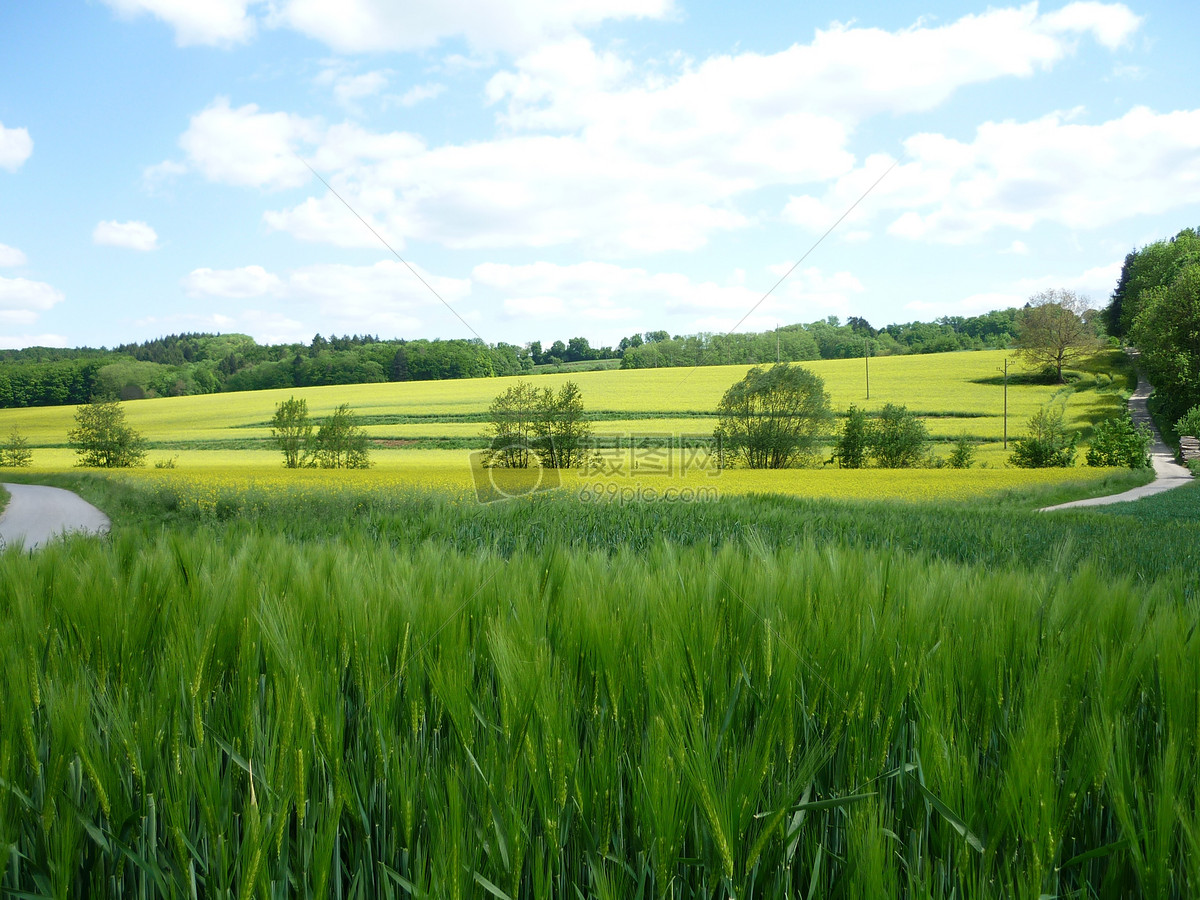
[999,357,1009,449]
[865,336,870,400]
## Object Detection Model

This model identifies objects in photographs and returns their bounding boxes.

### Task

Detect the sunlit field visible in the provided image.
[0,349,1129,449]
[0,350,1141,507]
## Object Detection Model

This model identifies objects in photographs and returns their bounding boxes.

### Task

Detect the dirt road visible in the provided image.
[0,483,111,550]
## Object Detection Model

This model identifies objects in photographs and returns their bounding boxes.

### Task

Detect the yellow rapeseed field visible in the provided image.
[0,350,1138,504]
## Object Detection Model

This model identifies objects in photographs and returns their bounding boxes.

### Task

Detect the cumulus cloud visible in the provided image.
[0,121,33,171]
[100,0,257,46]
[0,333,69,350]
[182,265,282,298]
[0,276,65,325]
[0,243,27,267]
[175,97,321,190]
[178,260,470,338]
[785,106,1200,245]
[93,220,160,251]
[269,0,674,54]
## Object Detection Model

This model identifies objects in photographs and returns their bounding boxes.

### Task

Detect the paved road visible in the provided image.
[0,483,111,550]
[1041,375,1193,511]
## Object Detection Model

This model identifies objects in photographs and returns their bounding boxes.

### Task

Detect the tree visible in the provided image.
[1130,264,1200,423]
[834,405,869,468]
[482,380,593,470]
[534,381,592,469]
[1,428,32,467]
[1015,289,1101,383]
[714,364,832,469]
[1010,406,1078,468]
[314,404,371,468]
[868,403,930,468]
[271,396,313,468]
[483,381,542,468]
[947,432,976,469]
[68,398,146,468]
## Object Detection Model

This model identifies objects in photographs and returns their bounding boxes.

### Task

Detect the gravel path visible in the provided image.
[0,483,111,550]
[1040,375,1193,511]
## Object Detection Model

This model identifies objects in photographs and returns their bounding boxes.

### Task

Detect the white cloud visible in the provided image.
[142,159,188,193]
[100,0,257,46]
[0,333,69,350]
[474,260,862,331]
[0,121,33,171]
[1015,260,1123,300]
[315,64,393,107]
[169,5,1145,257]
[178,260,469,338]
[0,276,65,324]
[397,83,446,107]
[269,0,674,54]
[905,292,1026,318]
[0,243,27,267]
[93,220,160,251]
[177,97,320,190]
[786,107,1200,245]
[182,265,283,298]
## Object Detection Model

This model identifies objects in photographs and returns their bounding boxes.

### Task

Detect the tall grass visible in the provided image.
[2,504,1199,896]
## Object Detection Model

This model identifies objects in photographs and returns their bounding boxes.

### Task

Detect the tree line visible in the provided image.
[0,308,1024,410]
[1106,226,1200,433]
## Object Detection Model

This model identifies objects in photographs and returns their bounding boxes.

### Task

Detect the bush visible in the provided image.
[1,428,32,467]
[947,432,976,469]
[868,403,930,468]
[1010,406,1077,468]
[1175,405,1200,438]
[1086,414,1152,468]
[68,399,146,468]
[834,405,869,468]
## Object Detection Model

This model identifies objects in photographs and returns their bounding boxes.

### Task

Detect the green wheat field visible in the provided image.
[2,349,1199,897]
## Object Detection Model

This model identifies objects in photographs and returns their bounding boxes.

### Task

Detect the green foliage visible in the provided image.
[314,404,372,469]
[948,432,976,469]
[1107,227,1200,337]
[67,398,146,467]
[270,396,313,468]
[868,403,930,468]
[1086,414,1152,468]
[1010,405,1078,468]
[1,427,32,467]
[3,483,1200,896]
[1015,289,1102,383]
[533,380,592,469]
[834,404,869,468]
[483,381,541,468]
[1175,405,1200,438]
[1131,264,1200,423]
[715,363,832,468]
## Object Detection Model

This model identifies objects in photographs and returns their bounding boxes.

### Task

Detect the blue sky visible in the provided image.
[1,0,1198,351]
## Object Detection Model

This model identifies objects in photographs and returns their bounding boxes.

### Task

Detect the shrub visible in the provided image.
[68,399,146,468]
[1175,405,1200,438]
[947,432,976,469]
[834,405,869,468]
[1,428,32,467]
[1009,406,1077,468]
[1086,414,1152,468]
[868,403,930,468]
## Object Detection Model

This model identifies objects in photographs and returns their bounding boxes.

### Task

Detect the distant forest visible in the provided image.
[0,309,1022,409]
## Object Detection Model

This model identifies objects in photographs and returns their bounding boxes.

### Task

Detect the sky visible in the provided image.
[1,0,1199,352]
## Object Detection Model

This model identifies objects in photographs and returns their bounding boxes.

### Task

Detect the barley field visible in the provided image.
[1,483,1199,897]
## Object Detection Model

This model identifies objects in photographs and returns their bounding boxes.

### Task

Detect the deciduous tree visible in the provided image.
[1015,289,1101,383]
[314,404,371,469]
[271,396,313,468]
[715,364,831,469]
[68,398,146,468]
